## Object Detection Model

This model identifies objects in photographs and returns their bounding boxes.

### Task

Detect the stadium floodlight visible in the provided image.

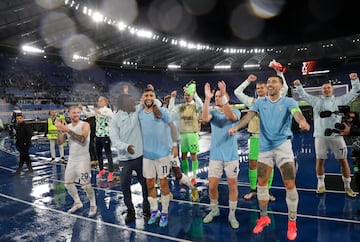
[168,64,181,69]
[243,63,260,69]
[123,61,137,66]
[171,39,178,45]
[21,45,44,53]
[92,12,103,22]
[214,65,231,70]
[73,54,89,61]
[129,27,137,34]
[117,22,127,31]
[179,40,187,48]
[137,30,153,39]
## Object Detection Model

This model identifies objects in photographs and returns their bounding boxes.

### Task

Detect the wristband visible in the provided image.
[221,96,228,105]
[172,142,178,146]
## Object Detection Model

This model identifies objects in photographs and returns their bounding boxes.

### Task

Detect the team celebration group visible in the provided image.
[13,60,360,241]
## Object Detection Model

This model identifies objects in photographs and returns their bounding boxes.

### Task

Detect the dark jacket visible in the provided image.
[15,122,32,149]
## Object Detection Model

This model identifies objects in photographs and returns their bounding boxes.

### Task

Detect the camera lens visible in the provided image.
[324,128,333,136]
[334,123,345,130]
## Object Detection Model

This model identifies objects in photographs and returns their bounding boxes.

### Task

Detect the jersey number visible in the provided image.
[81,172,89,180]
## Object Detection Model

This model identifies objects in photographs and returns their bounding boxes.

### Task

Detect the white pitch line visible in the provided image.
[1,163,359,225]
[0,193,193,242]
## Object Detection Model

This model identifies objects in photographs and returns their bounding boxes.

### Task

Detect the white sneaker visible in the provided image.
[228,214,239,229]
[243,190,256,200]
[88,206,97,217]
[203,208,220,223]
[67,202,83,213]
[316,185,326,194]
[269,193,276,202]
[345,188,356,198]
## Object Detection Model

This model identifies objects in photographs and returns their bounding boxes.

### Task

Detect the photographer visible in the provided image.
[294,73,360,198]
[321,105,358,137]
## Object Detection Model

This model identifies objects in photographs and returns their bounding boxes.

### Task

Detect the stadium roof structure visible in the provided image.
[1,0,360,72]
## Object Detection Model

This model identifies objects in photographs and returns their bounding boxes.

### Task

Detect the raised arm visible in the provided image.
[234,74,257,108]
[168,90,178,112]
[194,92,203,111]
[349,72,360,93]
[293,79,318,105]
[202,82,214,123]
[269,60,288,97]
[218,81,238,121]
[278,71,289,97]
[335,73,360,105]
[349,72,360,91]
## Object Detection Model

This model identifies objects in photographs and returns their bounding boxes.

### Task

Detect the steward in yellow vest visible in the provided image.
[45,110,66,162]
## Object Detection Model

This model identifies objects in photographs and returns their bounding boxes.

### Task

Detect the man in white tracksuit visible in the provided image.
[294,72,360,198]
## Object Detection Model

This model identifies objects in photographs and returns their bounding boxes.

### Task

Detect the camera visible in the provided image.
[321,105,359,136]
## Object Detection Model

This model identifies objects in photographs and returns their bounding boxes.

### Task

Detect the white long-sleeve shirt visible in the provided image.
[82,106,113,137]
